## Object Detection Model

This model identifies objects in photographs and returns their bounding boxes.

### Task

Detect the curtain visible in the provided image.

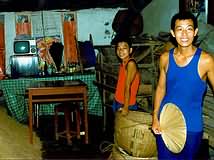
[63,20,78,66]
[0,23,5,74]
[16,15,31,35]
[16,22,31,35]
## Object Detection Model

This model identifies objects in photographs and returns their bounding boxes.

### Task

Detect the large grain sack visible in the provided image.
[114,111,157,158]
[109,145,157,160]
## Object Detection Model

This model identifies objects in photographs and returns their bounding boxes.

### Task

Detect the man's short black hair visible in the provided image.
[171,11,198,30]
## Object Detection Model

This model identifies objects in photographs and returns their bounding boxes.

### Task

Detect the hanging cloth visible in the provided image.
[16,22,31,35]
[63,20,78,65]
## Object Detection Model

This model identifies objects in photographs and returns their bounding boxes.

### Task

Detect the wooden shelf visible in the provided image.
[93,81,115,93]
[95,42,160,131]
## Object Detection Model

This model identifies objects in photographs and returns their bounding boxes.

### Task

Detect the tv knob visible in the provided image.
[31,47,37,53]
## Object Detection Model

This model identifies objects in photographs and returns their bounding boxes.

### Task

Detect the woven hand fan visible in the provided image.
[160,103,187,153]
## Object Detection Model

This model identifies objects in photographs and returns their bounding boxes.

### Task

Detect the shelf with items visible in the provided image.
[94,39,164,131]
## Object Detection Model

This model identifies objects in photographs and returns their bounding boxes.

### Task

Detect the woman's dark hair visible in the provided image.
[170,11,198,30]
[114,36,133,62]
[115,36,132,48]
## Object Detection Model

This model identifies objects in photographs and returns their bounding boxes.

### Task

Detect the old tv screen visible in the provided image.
[13,39,37,54]
[14,41,30,54]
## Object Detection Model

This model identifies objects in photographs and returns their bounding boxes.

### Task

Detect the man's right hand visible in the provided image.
[152,117,162,134]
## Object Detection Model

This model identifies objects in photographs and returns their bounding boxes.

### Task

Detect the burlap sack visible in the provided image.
[114,111,157,158]
[110,145,157,160]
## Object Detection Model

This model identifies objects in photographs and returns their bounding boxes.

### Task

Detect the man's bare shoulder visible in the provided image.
[160,51,170,57]
[200,50,214,64]
[199,50,214,75]
[160,51,170,63]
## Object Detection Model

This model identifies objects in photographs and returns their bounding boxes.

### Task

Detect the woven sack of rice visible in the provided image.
[109,145,157,160]
[114,111,157,158]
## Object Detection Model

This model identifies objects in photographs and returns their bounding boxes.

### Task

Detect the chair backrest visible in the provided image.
[77,40,96,69]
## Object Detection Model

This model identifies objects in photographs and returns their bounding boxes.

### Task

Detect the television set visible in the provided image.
[13,39,37,54]
[10,54,39,78]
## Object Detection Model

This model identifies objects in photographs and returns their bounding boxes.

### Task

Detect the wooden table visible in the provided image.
[27,79,88,144]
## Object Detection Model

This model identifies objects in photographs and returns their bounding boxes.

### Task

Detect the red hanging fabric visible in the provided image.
[16,22,31,35]
[63,20,78,65]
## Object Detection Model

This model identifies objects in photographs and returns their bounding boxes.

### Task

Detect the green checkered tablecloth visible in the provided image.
[0,72,102,123]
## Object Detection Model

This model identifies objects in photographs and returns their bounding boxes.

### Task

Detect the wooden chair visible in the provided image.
[54,102,81,145]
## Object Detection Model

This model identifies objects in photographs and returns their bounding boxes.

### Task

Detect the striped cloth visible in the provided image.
[0,72,102,123]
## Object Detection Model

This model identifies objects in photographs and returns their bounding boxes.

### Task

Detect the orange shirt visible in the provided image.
[115,59,140,105]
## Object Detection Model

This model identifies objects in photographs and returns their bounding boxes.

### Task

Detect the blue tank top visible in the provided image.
[159,48,207,132]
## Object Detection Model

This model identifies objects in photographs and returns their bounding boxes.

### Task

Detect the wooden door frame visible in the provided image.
[0,16,5,75]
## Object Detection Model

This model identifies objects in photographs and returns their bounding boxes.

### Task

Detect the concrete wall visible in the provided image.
[4,12,16,73]
[2,0,180,73]
[76,0,180,44]
[77,8,121,46]
[142,0,179,36]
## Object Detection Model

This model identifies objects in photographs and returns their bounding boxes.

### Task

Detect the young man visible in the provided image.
[152,11,214,159]
[112,37,140,116]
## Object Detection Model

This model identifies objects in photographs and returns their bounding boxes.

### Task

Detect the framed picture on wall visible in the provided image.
[16,14,30,23]
[63,13,75,22]
[15,13,32,35]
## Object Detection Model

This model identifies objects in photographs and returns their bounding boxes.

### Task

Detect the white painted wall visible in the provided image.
[76,8,121,46]
[76,0,180,43]
[142,0,179,36]
[2,1,180,73]
[4,12,16,73]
